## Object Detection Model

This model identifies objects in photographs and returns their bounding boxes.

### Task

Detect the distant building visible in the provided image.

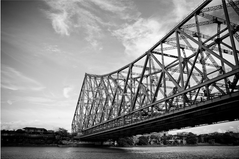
[23,127,47,134]
[47,130,55,134]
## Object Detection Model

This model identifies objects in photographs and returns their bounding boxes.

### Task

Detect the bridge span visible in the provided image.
[72,0,239,141]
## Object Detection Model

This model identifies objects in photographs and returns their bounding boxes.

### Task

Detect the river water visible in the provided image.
[1,146,239,159]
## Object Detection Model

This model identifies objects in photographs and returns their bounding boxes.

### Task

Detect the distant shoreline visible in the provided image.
[2,142,235,148]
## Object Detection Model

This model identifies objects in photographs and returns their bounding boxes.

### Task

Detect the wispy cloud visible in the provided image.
[38,43,82,68]
[90,0,127,13]
[89,0,140,21]
[43,0,138,50]
[112,18,164,56]
[1,65,45,91]
[48,10,70,36]
[43,44,62,54]
[43,0,201,56]
[172,0,198,22]
[112,0,202,56]
[43,0,103,49]
[63,86,73,98]
[7,100,13,105]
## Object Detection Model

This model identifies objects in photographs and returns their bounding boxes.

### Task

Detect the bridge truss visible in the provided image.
[72,0,239,139]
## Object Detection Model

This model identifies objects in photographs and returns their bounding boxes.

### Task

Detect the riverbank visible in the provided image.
[2,142,234,148]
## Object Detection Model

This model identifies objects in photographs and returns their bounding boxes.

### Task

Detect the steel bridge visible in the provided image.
[72,0,239,141]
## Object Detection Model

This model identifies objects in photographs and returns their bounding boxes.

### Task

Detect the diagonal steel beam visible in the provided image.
[227,0,239,16]
[178,29,236,68]
[201,0,239,12]
[151,53,181,90]
[149,0,212,52]
[222,0,239,66]
[118,64,132,116]
[131,53,149,111]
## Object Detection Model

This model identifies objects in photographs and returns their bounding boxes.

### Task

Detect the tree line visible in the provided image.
[116,131,239,147]
[2,128,239,147]
[1,128,73,146]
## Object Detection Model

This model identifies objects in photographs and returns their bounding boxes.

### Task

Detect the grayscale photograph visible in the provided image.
[1,0,239,158]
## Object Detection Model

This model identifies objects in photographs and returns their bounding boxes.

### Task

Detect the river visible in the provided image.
[1,146,239,159]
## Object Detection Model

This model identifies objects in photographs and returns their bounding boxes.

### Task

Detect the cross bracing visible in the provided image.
[72,0,239,136]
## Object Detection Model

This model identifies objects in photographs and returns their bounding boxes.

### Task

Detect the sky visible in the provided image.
[1,0,239,133]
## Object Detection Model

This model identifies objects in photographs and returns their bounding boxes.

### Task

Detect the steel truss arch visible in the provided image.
[72,0,239,138]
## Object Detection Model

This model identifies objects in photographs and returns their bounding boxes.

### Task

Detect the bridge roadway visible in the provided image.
[79,91,239,141]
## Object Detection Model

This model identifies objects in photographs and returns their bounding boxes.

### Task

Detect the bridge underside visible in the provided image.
[80,92,239,141]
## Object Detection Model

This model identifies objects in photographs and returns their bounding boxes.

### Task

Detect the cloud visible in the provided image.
[43,0,104,49]
[111,0,203,56]
[43,0,139,50]
[43,0,201,56]
[89,0,140,21]
[39,43,82,68]
[7,100,13,105]
[90,0,127,13]
[1,65,45,91]
[43,0,78,36]
[63,86,73,98]
[43,44,62,54]
[49,11,70,36]
[112,18,164,56]
[217,128,226,133]
[172,0,198,22]
[44,0,104,49]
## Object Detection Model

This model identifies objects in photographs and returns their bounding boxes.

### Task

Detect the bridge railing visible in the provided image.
[82,70,239,136]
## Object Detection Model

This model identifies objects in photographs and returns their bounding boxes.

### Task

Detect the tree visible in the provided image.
[137,136,148,145]
[56,128,68,137]
[223,132,234,144]
[117,137,134,146]
[150,134,159,140]
[161,134,167,145]
[186,132,197,145]
[150,134,159,144]
[16,129,25,134]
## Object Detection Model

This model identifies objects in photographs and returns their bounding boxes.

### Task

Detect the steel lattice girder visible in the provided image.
[72,0,239,134]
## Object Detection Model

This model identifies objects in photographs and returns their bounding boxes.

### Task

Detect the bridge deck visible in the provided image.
[80,92,239,141]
